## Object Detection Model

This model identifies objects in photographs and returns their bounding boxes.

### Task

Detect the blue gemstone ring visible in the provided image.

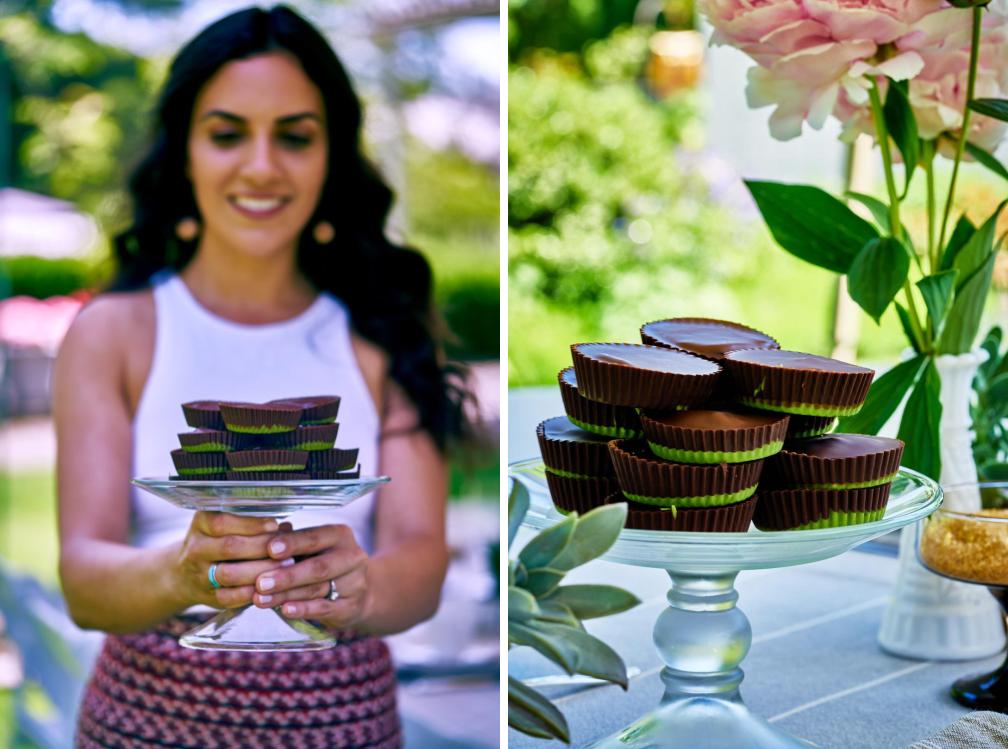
[208,563,222,590]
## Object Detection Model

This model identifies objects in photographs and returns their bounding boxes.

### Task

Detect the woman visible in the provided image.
[53,6,467,747]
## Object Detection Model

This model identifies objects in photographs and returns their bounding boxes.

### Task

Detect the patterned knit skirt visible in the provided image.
[75,615,401,749]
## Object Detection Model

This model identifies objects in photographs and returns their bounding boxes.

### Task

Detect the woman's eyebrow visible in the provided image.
[199,110,322,125]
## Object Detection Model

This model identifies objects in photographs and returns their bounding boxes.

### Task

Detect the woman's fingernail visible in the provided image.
[259,577,275,591]
[270,540,286,555]
[263,520,278,532]
[280,557,295,567]
[284,604,297,616]
[258,594,272,604]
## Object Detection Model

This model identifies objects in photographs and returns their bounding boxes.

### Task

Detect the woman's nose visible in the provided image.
[241,135,282,181]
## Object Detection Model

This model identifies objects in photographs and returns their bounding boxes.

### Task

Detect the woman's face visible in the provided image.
[187,51,329,261]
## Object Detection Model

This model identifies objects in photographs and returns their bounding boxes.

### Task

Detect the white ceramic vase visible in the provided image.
[877,348,1005,660]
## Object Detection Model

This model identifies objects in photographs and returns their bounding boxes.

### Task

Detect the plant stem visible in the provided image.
[868,78,927,351]
[937,6,983,255]
[924,142,936,273]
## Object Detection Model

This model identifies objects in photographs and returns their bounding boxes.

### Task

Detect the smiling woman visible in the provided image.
[51,5,470,749]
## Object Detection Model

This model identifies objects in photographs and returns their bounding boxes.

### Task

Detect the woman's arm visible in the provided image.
[55,296,282,633]
[250,380,450,635]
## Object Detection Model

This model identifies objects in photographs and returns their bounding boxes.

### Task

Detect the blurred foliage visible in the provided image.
[0,12,164,231]
[405,142,499,361]
[508,0,642,60]
[509,28,798,384]
[0,256,110,299]
[974,326,1008,506]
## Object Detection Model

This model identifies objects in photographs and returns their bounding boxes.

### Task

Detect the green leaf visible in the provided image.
[508,676,570,743]
[509,586,541,621]
[981,463,1008,481]
[847,236,911,323]
[544,584,642,619]
[894,303,923,354]
[508,621,579,673]
[898,359,942,480]
[508,479,529,547]
[745,181,879,274]
[979,326,1003,380]
[940,216,977,271]
[940,202,1007,354]
[550,503,628,572]
[524,567,566,597]
[534,601,583,629]
[883,79,919,195]
[988,372,1008,405]
[518,513,576,571]
[535,622,630,686]
[846,191,893,232]
[836,354,927,435]
[965,142,1008,182]
[916,270,958,342]
[970,98,1008,122]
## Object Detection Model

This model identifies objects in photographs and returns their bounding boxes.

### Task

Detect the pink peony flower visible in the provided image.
[802,0,940,44]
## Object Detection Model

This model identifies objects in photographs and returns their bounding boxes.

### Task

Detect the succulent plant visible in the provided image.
[507,481,641,743]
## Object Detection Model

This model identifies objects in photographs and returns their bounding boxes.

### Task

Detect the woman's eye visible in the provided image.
[279,132,312,149]
[210,131,241,146]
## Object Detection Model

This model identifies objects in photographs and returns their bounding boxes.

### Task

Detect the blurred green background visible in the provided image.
[507,0,1008,388]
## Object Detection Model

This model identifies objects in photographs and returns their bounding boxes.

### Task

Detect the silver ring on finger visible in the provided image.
[208,563,222,590]
[327,579,340,601]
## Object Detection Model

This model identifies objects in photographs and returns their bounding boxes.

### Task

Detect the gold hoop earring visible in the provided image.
[313,221,335,244]
[175,217,200,242]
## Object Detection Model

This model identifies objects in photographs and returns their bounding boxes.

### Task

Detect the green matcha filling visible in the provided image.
[292,440,336,451]
[648,440,784,465]
[799,473,898,491]
[181,443,230,453]
[227,425,297,434]
[304,417,337,425]
[544,466,594,480]
[623,484,757,508]
[569,416,642,439]
[738,397,863,417]
[787,508,886,530]
[231,464,304,472]
[177,467,226,476]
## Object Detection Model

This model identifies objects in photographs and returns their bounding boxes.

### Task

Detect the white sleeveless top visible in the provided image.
[130,272,380,552]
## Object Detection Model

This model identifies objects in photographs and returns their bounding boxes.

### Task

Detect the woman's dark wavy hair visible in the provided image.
[109,4,468,450]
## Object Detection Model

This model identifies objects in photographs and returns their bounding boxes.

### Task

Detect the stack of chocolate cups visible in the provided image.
[537,317,905,533]
[171,395,360,481]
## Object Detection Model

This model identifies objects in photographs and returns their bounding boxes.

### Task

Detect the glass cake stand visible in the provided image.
[509,458,941,749]
[133,475,389,652]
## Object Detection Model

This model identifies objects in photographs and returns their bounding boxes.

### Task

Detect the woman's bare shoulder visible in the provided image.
[60,289,154,371]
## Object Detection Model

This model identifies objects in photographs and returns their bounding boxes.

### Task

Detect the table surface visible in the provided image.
[507,388,1002,749]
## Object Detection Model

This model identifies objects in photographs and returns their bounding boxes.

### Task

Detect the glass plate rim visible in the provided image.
[508,457,941,545]
[133,475,391,489]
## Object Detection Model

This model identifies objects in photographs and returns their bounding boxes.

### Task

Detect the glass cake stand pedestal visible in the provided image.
[133,475,389,653]
[509,459,941,749]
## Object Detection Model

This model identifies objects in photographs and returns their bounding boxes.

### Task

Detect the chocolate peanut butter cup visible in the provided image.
[537,416,616,479]
[268,395,341,425]
[723,349,874,417]
[307,448,360,472]
[558,367,642,439]
[608,439,763,508]
[641,318,779,361]
[640,409,789,464]
[171,448,228,477]
[547,473,621,515]
[770,434,904,490]
[571,343,721,410]
[753,484,892,530]
[609,492,757,532]
[311,466,361,480]
[178,429,253,453]
[787,415,837,440]
[226,449,310,472]
[219,402,303,434]
[257,424,340,451]
[224,471,310,481]
[181,401,226,431]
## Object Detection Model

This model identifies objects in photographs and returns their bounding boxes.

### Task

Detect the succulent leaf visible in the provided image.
[508,479,531,547]
[550,504,628,572]
[509,621,580,672]
[509,586,541,621]
[544,584,641,619]
[524,567,566,597]
[508,677,571,743]
[533,601,582,629]
[535,622,630,687]
[518,513,576,570]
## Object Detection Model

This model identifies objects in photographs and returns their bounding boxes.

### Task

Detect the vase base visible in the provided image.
[584,697,814,749]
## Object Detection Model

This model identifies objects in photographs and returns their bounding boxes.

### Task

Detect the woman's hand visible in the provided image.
[174,511,291,610]
[251,524,371,629]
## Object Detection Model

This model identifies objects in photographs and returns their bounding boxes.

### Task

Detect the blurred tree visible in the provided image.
[508,0,642,60]
[508,28,777,384]
[1,10,159,233]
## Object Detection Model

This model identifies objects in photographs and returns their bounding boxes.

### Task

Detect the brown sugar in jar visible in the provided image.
[920,509,1008,585]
